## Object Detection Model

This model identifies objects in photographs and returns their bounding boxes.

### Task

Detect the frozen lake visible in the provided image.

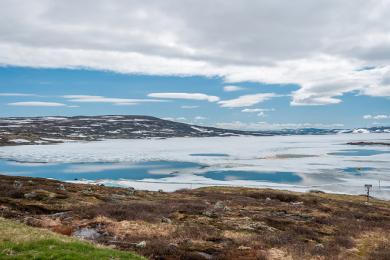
[0,133,389,199]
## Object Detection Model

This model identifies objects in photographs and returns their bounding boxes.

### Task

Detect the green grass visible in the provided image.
[0,218,144,260]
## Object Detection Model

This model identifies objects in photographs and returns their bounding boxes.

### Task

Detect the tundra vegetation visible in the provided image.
[0,174,390,259]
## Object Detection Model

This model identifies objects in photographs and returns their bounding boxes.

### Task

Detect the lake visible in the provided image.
[0,133,389,199]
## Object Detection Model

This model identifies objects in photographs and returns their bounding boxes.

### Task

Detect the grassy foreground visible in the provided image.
[0,217,144,260]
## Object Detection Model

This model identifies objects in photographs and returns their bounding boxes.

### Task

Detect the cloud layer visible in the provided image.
[363,114,390,120]
[8,101,67,107]
[148,93,219,102]
[219,93,277,108]
[223,85,245,92]
[1,1,390,105]
[63,95,165,105]
[215,121,344,130]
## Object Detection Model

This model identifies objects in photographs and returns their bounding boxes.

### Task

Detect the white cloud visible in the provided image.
[0,93,36,97]
[181,105,198,109]
[219,93,277,108]
[113,103,136,106]
[148,93,219,102]
[223,85,245,92]
[1,1,390,105]
[63,95,165,105]
[215,121,344,130]
[242,108,275,117]
[363,114,389,120]
[241,108,275,113]
[8,101,66,107]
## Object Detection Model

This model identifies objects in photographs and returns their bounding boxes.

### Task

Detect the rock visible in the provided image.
[253,222,277,232]
[73,228,101,240]
[214,201,226,210]
[161,217,172,224]
[291,201,303,206]
[24,217,42,227]
[82,189,93,195]
[313,243,325,253]
[265,197,272,201]
[111,194,126,200]
[346,248,359,254]
[136,241,146,248]
[168,243,178,250]
[51,212,68,218]
[202,210,217,218]
[193,252,213,260]
[13,181,23,189]
[58,184,66,191]
[24,192,38,199]
[62,217,74,224]
[271,210,288,217]
[238,245,252,250]
[127,187,136,195]
[24,189,56,200]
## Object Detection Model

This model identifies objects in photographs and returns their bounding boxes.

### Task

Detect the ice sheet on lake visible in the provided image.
[0,133,390,199]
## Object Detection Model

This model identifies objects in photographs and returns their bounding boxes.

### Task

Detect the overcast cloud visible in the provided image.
[1,0,390,105]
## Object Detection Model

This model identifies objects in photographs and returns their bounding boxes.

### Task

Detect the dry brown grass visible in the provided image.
[1,175,390,259]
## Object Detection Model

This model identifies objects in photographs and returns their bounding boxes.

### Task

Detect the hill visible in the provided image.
[1,115,389,146]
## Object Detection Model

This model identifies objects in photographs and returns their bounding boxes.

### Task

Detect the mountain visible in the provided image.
[0,115,389,146]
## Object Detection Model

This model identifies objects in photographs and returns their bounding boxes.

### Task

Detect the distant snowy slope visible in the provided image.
[0,115,389,146]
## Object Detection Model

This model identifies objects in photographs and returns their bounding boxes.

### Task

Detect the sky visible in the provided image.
[0,0,389,129]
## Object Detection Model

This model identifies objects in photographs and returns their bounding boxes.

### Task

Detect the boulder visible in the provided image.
[73,227,101,240]
[136,241,146,248]
[13,181,23,189]
[161,217,172,224]
[214,201,226,210]
[58,184,66,191]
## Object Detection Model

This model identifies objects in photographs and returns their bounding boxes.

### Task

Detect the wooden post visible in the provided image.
[364,184,372,203]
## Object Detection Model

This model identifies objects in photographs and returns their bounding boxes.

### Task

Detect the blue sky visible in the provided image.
[1,66,389,129]
[1,1,390,129]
